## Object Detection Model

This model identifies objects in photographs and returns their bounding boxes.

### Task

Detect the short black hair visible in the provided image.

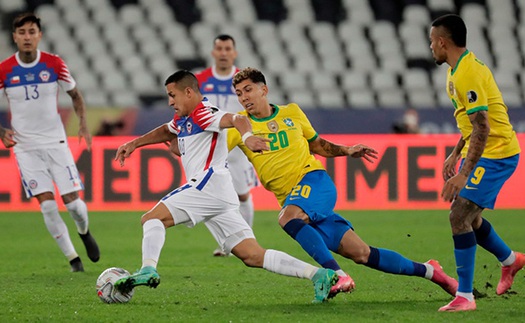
[13,12,41,32]
[232,67,267,88]
[164,70,200,93]
[214,34,236,47]
[431,14,467,47]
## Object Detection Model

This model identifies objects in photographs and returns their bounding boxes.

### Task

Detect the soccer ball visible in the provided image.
[96,267,134,303]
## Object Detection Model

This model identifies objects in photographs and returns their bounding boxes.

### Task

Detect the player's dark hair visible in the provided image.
[431,14,467,47]
[13,12,41,32]
[232,67,267,87]
[214,34,236,47]
[164,70,201,93]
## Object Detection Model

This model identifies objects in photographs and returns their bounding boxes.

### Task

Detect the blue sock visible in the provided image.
[364,247,426,277]
[454,232,477,293]
[283,219,341,271]
[474,218,512,262]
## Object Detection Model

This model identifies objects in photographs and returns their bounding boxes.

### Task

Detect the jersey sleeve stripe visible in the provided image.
[467,105,488,114]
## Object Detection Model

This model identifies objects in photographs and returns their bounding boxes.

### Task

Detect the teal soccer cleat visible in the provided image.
[114,266,160,294]
[311,268,338,303]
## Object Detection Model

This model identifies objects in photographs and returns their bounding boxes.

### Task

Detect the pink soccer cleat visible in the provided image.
[426,259,458,296]
[328,274,355,299]
[497,252,525,295]
[439,295,476,312]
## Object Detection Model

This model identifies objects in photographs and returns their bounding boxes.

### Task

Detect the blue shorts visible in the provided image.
[283,170,353,252]
[459,154,519,209]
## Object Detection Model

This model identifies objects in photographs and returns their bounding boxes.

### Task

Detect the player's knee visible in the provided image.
[349,245,371,264]
[61,191,79,204]
[238,192,250,202]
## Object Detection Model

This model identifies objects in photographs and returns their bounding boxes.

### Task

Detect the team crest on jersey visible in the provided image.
[29,179,38,190]
[448,81,455,96]
[467,90,478,103]
[218,85,228,92]
[39,70,51,82]
[204,84,214,91]
[283,118,294,127]
[267,120,279,132]
[10,76,20,84]
[25,73,35,82]
[185,121,193,133]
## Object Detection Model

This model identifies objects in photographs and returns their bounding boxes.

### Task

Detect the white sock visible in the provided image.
[336,270,347,277]
[501,251,516,266]
[263,249,318,279]
[41,200,78,260]
[423,262,434,279]
[457,291,474,301]
[65,198,89,235]
[239,195,254,227]
[142,219,166,269]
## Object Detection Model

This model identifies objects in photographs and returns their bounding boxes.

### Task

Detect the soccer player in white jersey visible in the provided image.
[114,70,341,303]
[171,35,257,257]
[0,13,99,272]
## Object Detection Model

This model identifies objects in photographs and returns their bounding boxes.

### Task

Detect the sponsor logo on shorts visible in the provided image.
[465,185,478,190]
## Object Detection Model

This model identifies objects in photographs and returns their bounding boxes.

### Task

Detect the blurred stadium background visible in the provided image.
[1,0,525,135]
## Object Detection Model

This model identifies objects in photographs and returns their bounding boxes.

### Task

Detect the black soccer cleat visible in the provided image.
[79,230,100,262]
[70,257,84,272]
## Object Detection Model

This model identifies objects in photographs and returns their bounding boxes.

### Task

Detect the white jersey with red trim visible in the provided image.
[0,50,76,152]
[167,99,237,204]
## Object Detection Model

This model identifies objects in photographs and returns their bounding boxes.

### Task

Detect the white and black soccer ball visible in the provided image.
[96,267,134,303]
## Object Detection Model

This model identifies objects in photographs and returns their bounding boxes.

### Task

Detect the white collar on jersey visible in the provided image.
[15,49,41,68]
[211,64,237,81]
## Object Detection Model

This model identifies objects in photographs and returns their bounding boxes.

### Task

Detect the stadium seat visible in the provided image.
[279,71,309,91]
[310,71,338,91]
[317,89,346,109]
[347,89,376,109]
[402,5,431,26]
[406,90,437,109]
[0,0,25,12]
[377,89,406,109]
[287,89,316,109]
[341,71,369,92]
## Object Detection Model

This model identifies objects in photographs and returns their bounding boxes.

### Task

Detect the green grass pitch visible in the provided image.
[1,210,524,322]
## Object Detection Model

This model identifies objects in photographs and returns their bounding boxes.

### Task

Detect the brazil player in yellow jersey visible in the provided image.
[430,14,524,312]
[229,67,458,299]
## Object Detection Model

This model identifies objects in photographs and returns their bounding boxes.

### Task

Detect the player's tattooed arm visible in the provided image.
[310,137,378,162]
[312,137,348,156]
[459,110,489,177]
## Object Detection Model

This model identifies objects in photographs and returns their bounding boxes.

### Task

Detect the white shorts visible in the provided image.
[15,146,83,198]
[227,147,257,196]
[159,178,255,254]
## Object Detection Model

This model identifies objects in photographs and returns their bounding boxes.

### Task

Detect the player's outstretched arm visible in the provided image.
[115,124,176,166]
[309,137,378,162]
[0,126,16,148]
[220,113,270,152]
[67,87,92,151]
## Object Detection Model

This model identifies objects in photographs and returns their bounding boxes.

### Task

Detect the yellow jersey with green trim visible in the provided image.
[228,103,325,205]
[446,50,520,158]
